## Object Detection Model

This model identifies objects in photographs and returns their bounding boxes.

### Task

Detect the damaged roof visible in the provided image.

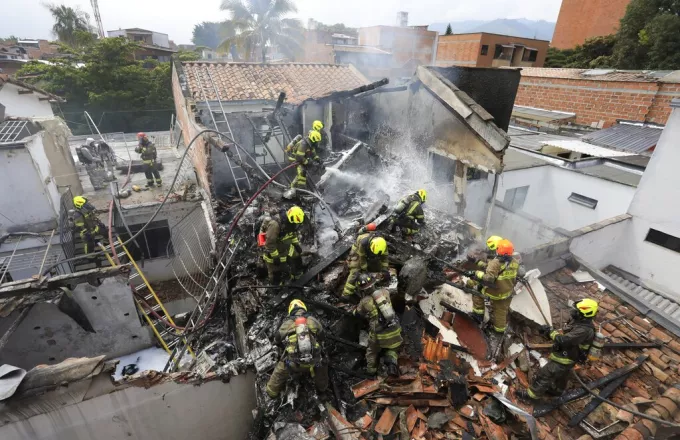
[181,62,372,105]
[582,123,662,154]
[0,74,65,102]
[514,68,680,83]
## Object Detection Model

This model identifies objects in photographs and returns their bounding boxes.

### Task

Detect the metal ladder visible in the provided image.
[163,238,241,372]
[100,239,193,356]
[195,66,251,204]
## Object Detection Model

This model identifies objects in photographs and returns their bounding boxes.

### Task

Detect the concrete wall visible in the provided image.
[551,0,631,49]
[0,144,57,232]
[570,216,632,269]
[358,25,437,68]
[0,277,153,369]
[38,119,82,195]
[435,34,549,68]
[0,373,257,440]
[488,202,568,251]
[0,82,54,118]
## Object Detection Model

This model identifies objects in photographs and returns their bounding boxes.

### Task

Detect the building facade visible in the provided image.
[551,0,631,49]
[358,25,437,74]
[435,33,549,68]
[107,28,176,62]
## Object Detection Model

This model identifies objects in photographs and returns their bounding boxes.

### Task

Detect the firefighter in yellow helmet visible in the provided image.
[286,130,322,189]
[354,275,403,376]
[71,196,108,261]
[265,299,328,398]
[135,133,162,187]
[464,239,519,331]
[343,232,389,297]
[517,299,598,402]
[259,206,305,284]
[387,190,426,237]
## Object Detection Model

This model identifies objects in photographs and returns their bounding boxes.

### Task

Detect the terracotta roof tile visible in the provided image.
[513,67,666,83]
[182,62,371,105]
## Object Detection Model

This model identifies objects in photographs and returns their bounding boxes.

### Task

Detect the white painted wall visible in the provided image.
[0,143,57,231]
[152,32,170,48]
[570,217,632,269]
[0,82,54,118]
[25,133,61,216]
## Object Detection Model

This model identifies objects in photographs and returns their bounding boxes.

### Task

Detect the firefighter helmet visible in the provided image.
[417,189,427,203]
[496,239,514,257]
[356,272,378,291]
[312,120,324,131]
[137,132,146,139]
[288,299,307,315]
[486,235,504,251]
[574,298,598,318]
[73,196,87,209]
[308,130,322,143]
[369,237,387,255]
[287,206,305,224]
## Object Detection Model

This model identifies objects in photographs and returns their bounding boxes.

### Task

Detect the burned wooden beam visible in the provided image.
[568,372,632,427]
[312,78,389,104]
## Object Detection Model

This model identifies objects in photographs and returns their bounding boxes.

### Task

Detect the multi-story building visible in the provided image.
[435,33,549,68]
[551,0,631,49]
[358,25,437,76]
[107,28,176,62]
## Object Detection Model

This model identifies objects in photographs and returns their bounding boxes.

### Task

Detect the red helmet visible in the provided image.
[496,239,514,257]
[137,132,146,139]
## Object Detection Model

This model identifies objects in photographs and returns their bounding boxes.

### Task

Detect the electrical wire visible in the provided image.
[572,370,680,428]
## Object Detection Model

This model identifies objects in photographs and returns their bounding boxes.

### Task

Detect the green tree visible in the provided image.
[43,3,95,48]
[315,22,358,37]
[544,47,574,67]
[177,49,201,61]
[566,35,616,68]
[219,0,304,62]
[445,23,453,35]
[191,21,225,49]
[613,0,680,69]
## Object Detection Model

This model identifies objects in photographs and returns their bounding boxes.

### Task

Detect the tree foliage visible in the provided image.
[43,3,95,48]
[177,49,202,61]
[17,38,174,134]
[315,22,358,36]
[445,24,453,35]
[219,0,304,62]
[545,36,615,68]
[191,21,226,49]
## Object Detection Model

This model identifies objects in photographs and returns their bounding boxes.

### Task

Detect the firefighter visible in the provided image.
[286,130,322,189]
[260,206,305,284]
[516,298,598,401]
[312,120,328,149]
[387,190,427,236]
[464,239,519,331]
[72,196,108,260]
[342,228,389,297]
[266,299,328,398]
[354,275,403,376]
[135,132,162,187]
[76,140,102,168]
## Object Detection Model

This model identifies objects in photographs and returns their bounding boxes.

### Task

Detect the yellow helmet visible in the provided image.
[417,189,427,203]
[369,236,387,255]
[308,130,322,143]
[486,235,503,251]
[73,196,87,209]
[287,206,305,224]
[312,120,324,131]
[288,299,307,315]
[574,298,598,318]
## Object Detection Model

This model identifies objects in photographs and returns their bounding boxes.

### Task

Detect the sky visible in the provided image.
[1,0,562,44]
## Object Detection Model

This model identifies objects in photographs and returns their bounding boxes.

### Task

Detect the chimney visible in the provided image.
[396,11,408,27]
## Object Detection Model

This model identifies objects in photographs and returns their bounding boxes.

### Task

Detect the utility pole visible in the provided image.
[90,0,105,39]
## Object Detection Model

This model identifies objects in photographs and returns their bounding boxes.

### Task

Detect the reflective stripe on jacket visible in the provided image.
[355,296,403,349]
[394,193,424,221]
[349,232,388,272]
[260,212,298,261]
[548,319,595,364]
[481,258,519,300]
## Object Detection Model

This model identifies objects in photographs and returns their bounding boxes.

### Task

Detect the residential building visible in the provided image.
[513,68,680,128]
[435,33,549,68]
[358,25,437,77]
[0,74,64,119]
[16,39,60,60]
[107,28,176,62]
[552,0,631,49]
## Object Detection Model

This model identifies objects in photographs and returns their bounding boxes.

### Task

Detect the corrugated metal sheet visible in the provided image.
[582,124,662,153]
[513,105,576,122]
[508,130,577,151]
[539,139,635,157]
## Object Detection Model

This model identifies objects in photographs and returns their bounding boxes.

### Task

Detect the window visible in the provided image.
[503,186,529,210]
[429,153,456,183]
[645,229,680,253]
[480,45,489,56]
[568,192,598,209]
[522,49,538,62]
[494,44,503,59]
[467,168,488,181]
[118,220,174,260]
[493,44,514,60]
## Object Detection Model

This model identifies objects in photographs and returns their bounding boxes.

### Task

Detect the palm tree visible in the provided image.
[44,3,93,48]
[219,0,304,62]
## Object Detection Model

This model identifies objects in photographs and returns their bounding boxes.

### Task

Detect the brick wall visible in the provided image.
[515,76,680,127]
[435,34,482,66]
[552,0,631,49]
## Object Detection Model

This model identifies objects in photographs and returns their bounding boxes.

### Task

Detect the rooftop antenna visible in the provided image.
[90,0,105,38]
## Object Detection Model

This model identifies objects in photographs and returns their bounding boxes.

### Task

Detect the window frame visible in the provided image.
[503,185,529,210]
[568,192,598,209]
[118,220,174,261]
[480,45,489,56]
[645,229,680,254]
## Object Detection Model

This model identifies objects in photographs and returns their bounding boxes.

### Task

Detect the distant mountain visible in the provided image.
[429,18,555,41]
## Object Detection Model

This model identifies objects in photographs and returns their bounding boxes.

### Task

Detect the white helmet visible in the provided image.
[86,137,95,144]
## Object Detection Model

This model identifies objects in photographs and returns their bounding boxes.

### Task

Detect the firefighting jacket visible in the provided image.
[135,140,157,163]
[260,212,300,263]
[355,295,403,349]
[393,193,425,223]
[477,257,520,300]
[549,319,595,365]
[349,232,389,272]
[287,137,319,165]
[73,203,102,237]
[276,311,323,361]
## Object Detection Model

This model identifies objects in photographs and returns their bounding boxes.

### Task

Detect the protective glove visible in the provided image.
[382,270,391,283]
[538,325,553,338]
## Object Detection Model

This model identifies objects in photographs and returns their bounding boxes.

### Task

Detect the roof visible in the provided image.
[515,67,680,83]
[540,138,636,158]
[331,45,391,55]
[0,74,65,102]
[502,147,549,171]
[182,62,371,105]
[439,32,550,42]
[582,123,662,153]
[512,105,576,122]
[573,162,643,186]
[507,126,578,151]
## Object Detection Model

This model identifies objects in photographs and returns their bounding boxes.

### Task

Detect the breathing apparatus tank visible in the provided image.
[371,289,396,323]
[588,332,605,363]
[294,317,313,363]
[285,134,302,153]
